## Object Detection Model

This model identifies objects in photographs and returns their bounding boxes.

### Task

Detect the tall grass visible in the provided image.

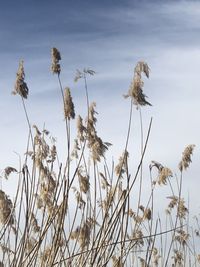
[0,48,199,267]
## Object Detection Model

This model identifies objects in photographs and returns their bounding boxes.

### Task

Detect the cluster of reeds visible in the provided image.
[0,48,199,266]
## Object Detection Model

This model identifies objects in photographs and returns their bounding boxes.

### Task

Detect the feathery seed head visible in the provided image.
[139,257,148,267]
[135,61,150,78]
[172,250,184,265]
[72,187,86,209]
[175,229,189,245]
[40,246,51,264]
[197,254,200,264]
[77,115,86,142]
[70,219,93,249]
[112,256,124,267]
[30,212,40,233]
[143,208,152,220]
[3,167,17,179]
[152,248,161,266]
[88,102,97,125]
[74,68,96,82]
[115,150,129,176]
[51,47,61,74]
[13,60,29,99]
[74,69,83,82]
[25,237,37,254]
[132,229,144,247]
[71,139,80,159]
[49,144,57,163]
[179,144,195,171]
[0,190,14,226]
[90,136,108,162]
[158,167,173,185]
[64,87,75,120]
[151,161,172,185]
[125,61,151,107]
[86,102,109,161]
[78,170,90,194]
[100,172,110,189]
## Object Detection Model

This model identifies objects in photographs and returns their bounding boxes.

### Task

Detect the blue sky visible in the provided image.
[1,0,200,214]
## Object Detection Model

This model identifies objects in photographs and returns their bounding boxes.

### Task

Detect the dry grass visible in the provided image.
[0,48,199,267]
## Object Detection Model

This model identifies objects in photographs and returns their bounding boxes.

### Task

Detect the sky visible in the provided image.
[0,0,200,216]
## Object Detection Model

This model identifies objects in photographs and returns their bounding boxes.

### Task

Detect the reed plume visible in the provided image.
[12,60,29,99]
[124,61,151,107]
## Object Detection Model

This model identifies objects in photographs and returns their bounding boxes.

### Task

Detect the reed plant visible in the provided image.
[0,48,199,267]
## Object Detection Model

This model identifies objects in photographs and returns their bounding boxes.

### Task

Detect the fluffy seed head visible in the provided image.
[172,250,183,265]
[64,87,75,120]
[115,150,129,176]
[4,167,17,179]
[30,212,40,233]
[0,190,14,226]
[72,187,86,209]
[40,246,51,264]
[143,208,152,220]
[13,60,29,99]
[175,229,189,245]
[158,167,173,185]
[112,256,123,267]
[90,136,108,162]
[125,61,151,107]
[78,171,90,194]
[70,219,93,249]
[179,144,195,171]
[151,161,172,185]
[132,229,144,247]
[139,257,148,267]
[197,254,200,264]
[51,47,61,74]
[77,115,86,142]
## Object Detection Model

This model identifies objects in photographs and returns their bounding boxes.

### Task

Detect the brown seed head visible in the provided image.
[151,161,172,185]
[143,208,152,220]
[77,115,86,142]
[40,246,51,264]
[0,190,14,226]
[70,219,92,249]
[30,212,40,233]
[112,255,124,267]
[115,150,129,176]
[197,254,200,264]
[72,187,86,209]
[90,136,108,162]
[158,167,173,185]
[78,170,90,194]
[125,61,151,107]
[139,257,148,267]
[64,87,75,120]
[175,229,189,245]
[51,47,61,74]
[179,144,195,171]
[4,166,17,179]
[13,60,29,98]
[172,250,183,265]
